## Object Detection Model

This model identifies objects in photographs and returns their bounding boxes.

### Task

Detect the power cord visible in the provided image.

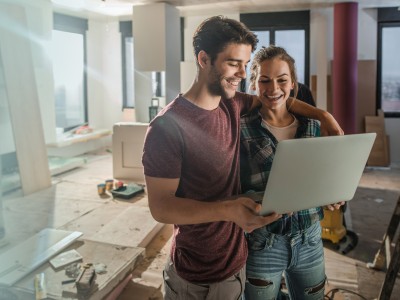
[325,288,368,300]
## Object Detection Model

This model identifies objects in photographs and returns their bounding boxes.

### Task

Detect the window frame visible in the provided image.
[240,11,310,88]
[377,7,400,118]
[53,13,88,131]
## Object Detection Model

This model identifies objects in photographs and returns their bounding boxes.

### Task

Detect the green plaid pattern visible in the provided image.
[240,109,324,235]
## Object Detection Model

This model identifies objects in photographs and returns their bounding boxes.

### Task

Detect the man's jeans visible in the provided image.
[244,222,326,300]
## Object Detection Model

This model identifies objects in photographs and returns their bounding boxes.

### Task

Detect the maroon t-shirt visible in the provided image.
[142,92,252,283]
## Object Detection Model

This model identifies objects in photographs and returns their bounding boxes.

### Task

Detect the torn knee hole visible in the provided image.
[305,278,326,294]
[248,278,272,287]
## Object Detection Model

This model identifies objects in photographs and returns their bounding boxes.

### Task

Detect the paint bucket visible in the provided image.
[105,179,114,191]
[97,183,106,195]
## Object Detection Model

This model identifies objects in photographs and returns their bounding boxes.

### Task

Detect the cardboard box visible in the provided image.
[365,110,390,167]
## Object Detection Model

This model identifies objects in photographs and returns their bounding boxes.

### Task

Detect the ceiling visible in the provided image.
[51,0,400,18]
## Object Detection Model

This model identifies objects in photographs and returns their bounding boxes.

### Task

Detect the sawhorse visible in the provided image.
[367,195,400,300]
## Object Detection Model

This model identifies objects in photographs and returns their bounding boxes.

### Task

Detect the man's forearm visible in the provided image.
[148,194,230,225]
[287,97,326,120]
[287,98,343,135]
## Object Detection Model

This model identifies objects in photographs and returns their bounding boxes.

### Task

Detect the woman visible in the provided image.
[240,45,340,300]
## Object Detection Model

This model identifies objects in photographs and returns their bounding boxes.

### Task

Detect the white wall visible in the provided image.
[358,7,377,60]
[310,8,332,111]
[87,19,124,130]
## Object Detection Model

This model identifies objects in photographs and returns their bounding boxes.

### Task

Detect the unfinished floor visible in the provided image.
[1,151,399,300]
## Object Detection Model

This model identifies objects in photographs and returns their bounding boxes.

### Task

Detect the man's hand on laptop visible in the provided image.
[223,197,282,233]
[325,201,345,211]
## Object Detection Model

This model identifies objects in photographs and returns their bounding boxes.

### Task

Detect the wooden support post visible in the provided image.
[367,196,400,270]
[378,236,400,300]
[366,196,400,300]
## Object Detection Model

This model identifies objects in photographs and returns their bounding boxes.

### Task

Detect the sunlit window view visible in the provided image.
[246,31,270,93]
[275,30,305,84]
[51,30,86,130]
[381,26,400,113]
[245,30,306,93]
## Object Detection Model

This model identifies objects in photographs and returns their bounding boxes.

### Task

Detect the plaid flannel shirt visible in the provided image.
[240,109,324,235]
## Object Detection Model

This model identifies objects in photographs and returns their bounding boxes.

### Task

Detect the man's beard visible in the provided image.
[207,67,236,99]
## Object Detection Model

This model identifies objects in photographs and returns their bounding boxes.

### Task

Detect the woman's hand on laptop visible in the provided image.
[325,201,345,211]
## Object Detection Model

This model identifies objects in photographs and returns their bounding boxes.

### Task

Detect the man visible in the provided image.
[142,16,342,300]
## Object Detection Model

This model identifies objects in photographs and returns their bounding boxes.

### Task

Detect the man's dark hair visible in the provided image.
[193,16,258,65]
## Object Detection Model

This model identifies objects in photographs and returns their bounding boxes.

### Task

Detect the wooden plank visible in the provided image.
[365,110,390,167]
[84,206,163,248]
[13,240,145,300]
[2,187,105,228]
[324,248,359,290]
[60,202,133,238]
[58,155,114,186]
[356,60,377,133]
[1,185,106,250]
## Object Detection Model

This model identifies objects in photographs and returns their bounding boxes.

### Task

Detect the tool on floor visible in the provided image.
[75,263,96,298]
[110,183,144,199]
[367,195,400,300]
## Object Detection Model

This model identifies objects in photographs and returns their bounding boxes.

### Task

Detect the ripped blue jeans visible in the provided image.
[244,222,326,300]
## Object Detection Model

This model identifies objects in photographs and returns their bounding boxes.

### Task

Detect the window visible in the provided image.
[0,48,22,197]
[152,71,165,98]
[378,7,400,117]
[120,21,135,108]
[52,13,88,131]
[240,11,310,92]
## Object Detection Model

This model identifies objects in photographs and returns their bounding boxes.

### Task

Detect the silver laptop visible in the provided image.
[260,133,376,215]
